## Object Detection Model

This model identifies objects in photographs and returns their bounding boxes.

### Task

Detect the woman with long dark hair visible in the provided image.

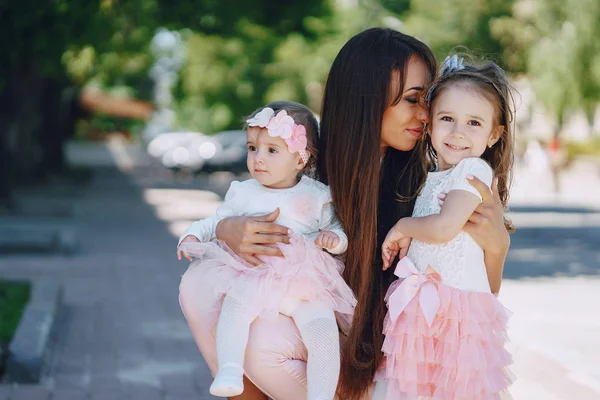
[179,28,510,400]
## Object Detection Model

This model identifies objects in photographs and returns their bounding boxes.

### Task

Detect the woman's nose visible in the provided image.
[416,103,429,124]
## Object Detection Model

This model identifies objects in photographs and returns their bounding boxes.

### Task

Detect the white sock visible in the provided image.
[292,302,340,400]
[210,295,256,397]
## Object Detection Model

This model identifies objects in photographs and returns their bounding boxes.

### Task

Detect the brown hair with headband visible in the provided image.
[245,100,319,176]
[406,57,516,231]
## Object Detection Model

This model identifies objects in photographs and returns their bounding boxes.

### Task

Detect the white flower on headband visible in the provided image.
[439,55,465,76]
[246,107,275,127]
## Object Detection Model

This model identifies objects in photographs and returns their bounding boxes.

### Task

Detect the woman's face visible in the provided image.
[381,56,430,153]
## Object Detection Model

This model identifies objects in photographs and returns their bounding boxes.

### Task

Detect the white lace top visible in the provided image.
[406,158,493,292]
[179,175,348,254]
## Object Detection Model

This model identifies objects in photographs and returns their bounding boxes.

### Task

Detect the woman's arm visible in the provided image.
[459,177,510,294]
[215,208,291,266]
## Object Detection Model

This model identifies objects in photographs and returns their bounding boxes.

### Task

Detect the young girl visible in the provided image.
[176,101,356,399]
[375,56,515,399]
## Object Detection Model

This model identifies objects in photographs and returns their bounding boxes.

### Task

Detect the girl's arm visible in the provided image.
[394,190,481,244]
[318,195,348,255]
[178,181,241,245]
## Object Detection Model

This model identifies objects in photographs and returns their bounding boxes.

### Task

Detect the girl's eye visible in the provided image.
[405,97,418,104]
[441,116,453,122]
[268,147,278,154]
[248,145,256,151]
[468,120,481,127]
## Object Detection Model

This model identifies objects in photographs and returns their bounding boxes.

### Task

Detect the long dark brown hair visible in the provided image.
[318,28,436,399]
[412,60,516,230]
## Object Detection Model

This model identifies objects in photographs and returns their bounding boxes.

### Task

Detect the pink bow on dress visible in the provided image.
[387,257,442,327]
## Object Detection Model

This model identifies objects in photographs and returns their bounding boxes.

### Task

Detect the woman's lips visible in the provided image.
[407,127,423,139]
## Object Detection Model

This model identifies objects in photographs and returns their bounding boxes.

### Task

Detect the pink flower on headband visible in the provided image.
[266,110,295,140]
[285,124,308,154]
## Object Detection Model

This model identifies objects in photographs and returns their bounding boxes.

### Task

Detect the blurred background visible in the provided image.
[0,0,598,399]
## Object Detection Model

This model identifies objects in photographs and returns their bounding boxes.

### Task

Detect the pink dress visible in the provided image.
[377,158,513,399]
[178,176,356,334]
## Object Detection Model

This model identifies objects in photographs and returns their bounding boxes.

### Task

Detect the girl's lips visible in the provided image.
[445,143,468,151]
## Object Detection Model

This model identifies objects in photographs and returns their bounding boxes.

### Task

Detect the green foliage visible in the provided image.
[490,0,600,128]
[401,0,514,64]
[1,0,598,137]
[0,281,30,345]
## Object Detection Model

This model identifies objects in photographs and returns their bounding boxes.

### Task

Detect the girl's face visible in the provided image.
[246,127,304,189]
[380,56,430,154]
[429,83,502,170]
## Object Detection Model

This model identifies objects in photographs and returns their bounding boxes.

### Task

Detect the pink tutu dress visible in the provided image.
[177,176,356,333]
[179,234,355,333]
[376,158,514,399]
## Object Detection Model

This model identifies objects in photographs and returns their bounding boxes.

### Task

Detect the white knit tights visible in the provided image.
[211,295,258,397]
[212,296,340,400]
[285,299,340,400]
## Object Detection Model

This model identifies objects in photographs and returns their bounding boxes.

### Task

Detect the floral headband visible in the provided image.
[246,107,309,165]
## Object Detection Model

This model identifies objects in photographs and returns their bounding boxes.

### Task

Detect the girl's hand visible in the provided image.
[215,208,291,266]
[437,176,509,256]
[314,230,340,250]
[177,235,200,262]
[381,225,412,271]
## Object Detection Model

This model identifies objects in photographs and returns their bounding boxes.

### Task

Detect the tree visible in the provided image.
[397,0,515,63]
[490,0,600,136]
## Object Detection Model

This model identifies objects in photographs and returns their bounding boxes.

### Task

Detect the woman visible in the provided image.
[178,28,510,400]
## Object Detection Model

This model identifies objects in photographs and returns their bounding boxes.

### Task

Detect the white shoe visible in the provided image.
[209,363,244,397]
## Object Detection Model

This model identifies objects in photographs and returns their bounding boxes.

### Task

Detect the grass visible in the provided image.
[0,280,30,346]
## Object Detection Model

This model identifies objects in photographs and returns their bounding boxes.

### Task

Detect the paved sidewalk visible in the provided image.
[0,168,215,400]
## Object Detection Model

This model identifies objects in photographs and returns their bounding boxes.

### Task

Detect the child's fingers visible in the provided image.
[326,236,334,249]
[314,236,323,248]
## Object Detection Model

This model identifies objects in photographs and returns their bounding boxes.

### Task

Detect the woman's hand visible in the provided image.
[215,208,291,266]
[463,177,510,256]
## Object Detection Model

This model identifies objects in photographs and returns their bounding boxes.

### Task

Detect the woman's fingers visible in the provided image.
[244,244,284,257]
[246,232,290,245]
[249,221,291,237]
[251,208,281,223]
[242,254,263,266]
[467,175,493,204]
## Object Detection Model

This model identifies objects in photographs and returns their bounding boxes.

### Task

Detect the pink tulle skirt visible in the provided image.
[178,234,356,334]
[377,277,514,400]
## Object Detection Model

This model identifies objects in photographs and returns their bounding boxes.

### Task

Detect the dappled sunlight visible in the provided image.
[142,188,224,238]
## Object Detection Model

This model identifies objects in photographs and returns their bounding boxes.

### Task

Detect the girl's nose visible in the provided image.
[450,128,465,139]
